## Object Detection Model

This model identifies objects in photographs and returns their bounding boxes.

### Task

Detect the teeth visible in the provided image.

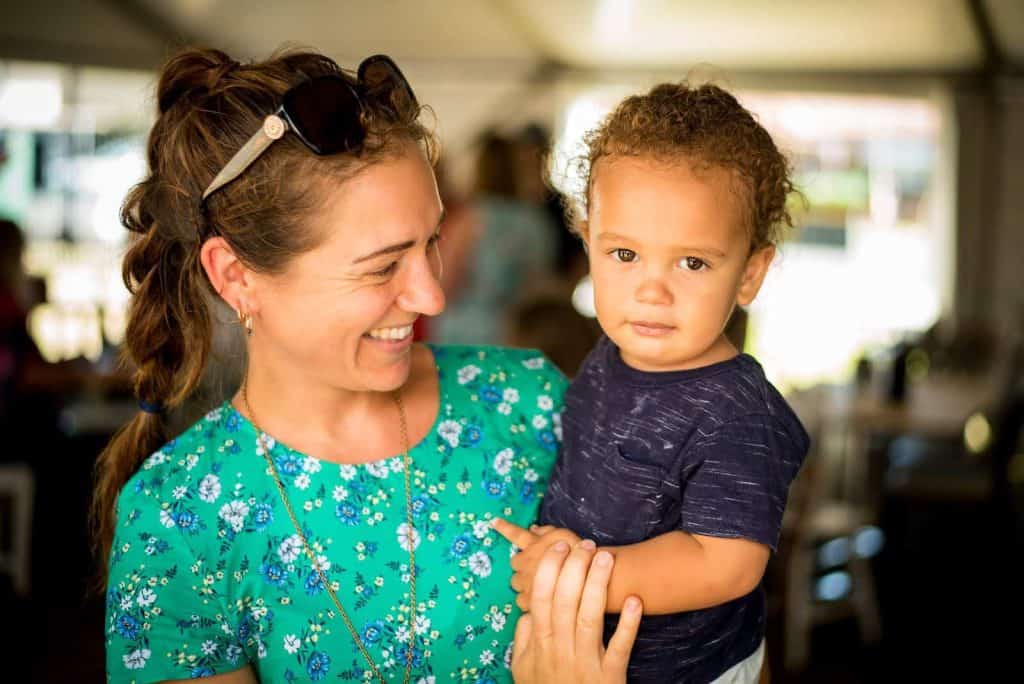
[367,325,413,340]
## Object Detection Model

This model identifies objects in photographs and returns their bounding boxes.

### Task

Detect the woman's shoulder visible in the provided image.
[429,343,568,395]
[116,403,253,514]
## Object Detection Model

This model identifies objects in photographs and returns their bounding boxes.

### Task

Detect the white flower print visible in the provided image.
[338,464,357,481]
[143,451,167,469]
[312,554,331,572]
[396,625,411,643]
[469,551,492,578]
[472,520,492,539]
[120,596,132,611]
[522,357,545,370]
[283,634,300,654]
[414,615,431,635]
[493,448,514,476]
[123,648,151,670]
[332,485,348,502]
[255,434,276,456]
[172,485,187,500]
[257,638,267,659]
[366,461,390,478]
[302,457,322,473]
[201,640,218,655]
[537,395,553,410]
[185,453,199,470]
[159,510,175,528]
[416,678,436,684]
[504,643,514,668]
[497,402,512,415]
[294,473,311,490]
[136,588,157,607]
[438,420,461,448]
[502,388,519,403]
[198,474,221,503]
[457,364,482,384]
[226,644,243,663]
[491,612,507,632]
[278,534,302,563]
[205,408,223,422]
[532,415,548,429]
[524,468,539,482]
[218,500,249,532]
[389,457,404,472]
[397,522,421,552]
[480,649,495,666]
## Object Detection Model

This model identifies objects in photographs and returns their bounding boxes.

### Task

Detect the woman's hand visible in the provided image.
[509,538,643,684]
[493,519,581,610]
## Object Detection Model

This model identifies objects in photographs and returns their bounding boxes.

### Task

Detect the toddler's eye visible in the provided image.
[611,248,637,263]
[680,256,707,271]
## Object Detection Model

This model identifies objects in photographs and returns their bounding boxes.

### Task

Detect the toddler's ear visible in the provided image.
[736,245,775,306]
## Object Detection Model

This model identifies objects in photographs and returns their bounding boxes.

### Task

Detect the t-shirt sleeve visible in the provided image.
[105,485,250,682]
[678,414,807,551]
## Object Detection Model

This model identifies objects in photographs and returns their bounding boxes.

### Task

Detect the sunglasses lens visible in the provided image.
[358,56,418,118]
[284,76,365,154]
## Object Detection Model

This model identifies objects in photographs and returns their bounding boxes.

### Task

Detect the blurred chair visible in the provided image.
[0,463,34,597]
[778,388,882,673]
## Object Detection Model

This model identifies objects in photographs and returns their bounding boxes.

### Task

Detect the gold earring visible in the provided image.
[238,309,254,337]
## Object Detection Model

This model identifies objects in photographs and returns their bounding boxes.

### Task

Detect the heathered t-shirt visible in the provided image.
[539,336,808,684]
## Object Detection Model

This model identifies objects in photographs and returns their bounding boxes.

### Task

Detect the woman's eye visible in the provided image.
[611,248,637,263]
[681,256,707,271]
[370,262,399,277]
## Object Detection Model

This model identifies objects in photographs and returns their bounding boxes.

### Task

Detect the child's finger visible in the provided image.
[605,596,643,673]
[530,524,556,536]
[492,518,536,548]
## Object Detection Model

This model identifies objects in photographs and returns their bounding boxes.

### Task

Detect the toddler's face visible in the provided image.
[585,155,774,372]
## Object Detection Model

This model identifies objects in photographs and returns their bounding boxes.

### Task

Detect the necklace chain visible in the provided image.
[243,384,417,684]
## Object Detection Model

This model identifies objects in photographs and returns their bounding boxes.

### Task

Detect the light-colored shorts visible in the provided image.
[709,639,766,684]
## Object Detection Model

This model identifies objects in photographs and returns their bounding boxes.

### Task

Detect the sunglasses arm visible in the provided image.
[201,113,289,201]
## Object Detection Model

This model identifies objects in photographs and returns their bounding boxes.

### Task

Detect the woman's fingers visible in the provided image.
[493,518,537,548]
[510,571,525,593]
[552,540,598,645]
[516,592,531,611]
[575,549,614,651]
[604,596,643,675]
[512,611,533,665]
[527,540,571,644]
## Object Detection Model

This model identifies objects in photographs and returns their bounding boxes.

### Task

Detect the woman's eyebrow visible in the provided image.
[351,209,447,264]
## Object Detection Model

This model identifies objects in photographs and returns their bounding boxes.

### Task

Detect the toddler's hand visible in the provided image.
[493,518,583,610]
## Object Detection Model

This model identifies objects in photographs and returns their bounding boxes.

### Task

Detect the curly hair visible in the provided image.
[576,82,796,250]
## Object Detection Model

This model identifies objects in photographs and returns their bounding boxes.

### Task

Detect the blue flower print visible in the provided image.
[361,620,385,644]
[450,534,473,557]
[260,562,288,587]
[479,384,502,403]
[115,613,140,639]
[225,411,241,433]
[482,479,506,498]
[306,651,331,681]
[252,503,273,530]
[191,666,215,678]
[335,503,359,526]
[395,644,424,668]
[275,452,303,476]
[537,429,557,452]
[304,572,325,595]
[463,424,483,447]
[173,509,199,532]
[410,494,431,518]
[520,482,536,503]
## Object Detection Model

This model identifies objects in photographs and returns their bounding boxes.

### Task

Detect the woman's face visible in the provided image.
[249,144,445,394]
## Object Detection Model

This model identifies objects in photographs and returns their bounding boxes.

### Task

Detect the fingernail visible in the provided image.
[552,541,569,553]
[595,550,612,567]
[529,524,539,532]
[578,539,596,551]
[625,597,641,612]
[491,518,500,527]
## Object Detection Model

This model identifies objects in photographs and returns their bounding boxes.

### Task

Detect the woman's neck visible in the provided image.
[235,345,433,464]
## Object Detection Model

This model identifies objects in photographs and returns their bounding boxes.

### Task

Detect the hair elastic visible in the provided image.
[138,400,165,415]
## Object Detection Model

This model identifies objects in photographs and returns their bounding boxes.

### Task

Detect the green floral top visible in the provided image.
[106,345,567,683]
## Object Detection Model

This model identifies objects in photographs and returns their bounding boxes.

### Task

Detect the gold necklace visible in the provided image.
[243,384,418,684]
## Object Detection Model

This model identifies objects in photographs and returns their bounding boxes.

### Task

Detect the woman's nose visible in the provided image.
[397,254,446,316]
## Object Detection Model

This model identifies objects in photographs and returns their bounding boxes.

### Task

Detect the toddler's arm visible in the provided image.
[494,520,768,616]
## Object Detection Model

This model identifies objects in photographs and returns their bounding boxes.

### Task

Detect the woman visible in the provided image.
[95,47,637,683]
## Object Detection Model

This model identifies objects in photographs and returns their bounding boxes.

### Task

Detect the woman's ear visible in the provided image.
[200,237,258,314]
[736,244,775,307]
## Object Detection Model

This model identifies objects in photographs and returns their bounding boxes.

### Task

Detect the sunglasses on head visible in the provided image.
[201,54,417,203]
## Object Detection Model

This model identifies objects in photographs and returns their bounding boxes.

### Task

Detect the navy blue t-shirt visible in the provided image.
[539,336,808,683]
